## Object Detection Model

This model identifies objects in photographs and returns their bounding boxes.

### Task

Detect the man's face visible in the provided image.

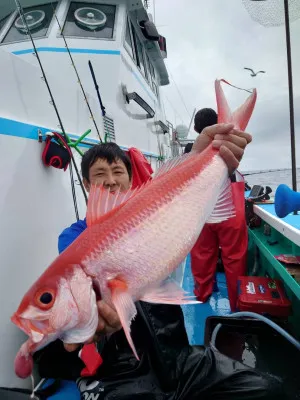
[84,158,131,193]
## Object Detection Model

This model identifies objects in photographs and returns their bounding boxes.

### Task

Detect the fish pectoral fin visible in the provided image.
[140,278,200,305]
[108,279,139,360]
[206,177,236,223]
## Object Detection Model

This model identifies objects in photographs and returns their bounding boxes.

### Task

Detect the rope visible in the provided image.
[50,2,103,143]
[169,71,193,121]
[30,375,45,399]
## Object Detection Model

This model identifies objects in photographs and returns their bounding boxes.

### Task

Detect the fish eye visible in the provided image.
[40,292,53,305]
[35,288,55,309]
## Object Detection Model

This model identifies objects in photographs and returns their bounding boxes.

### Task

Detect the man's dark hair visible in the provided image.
[81,142,132,182]
[194,108,218,134]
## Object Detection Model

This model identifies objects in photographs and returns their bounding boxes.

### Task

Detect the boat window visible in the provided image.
[0,13,11,32]
[148,56,158,95]
[124,17,134,59]
[1,3,58,44]
[133,31,147,79]
[62,2,116,39]
[144,51,154,89]
[124,17,158,97]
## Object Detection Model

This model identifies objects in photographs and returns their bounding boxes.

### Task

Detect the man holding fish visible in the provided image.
[12,81,285,399]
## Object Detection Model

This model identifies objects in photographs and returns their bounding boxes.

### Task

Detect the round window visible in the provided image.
[74,7,107,31]
[15,10,46,32]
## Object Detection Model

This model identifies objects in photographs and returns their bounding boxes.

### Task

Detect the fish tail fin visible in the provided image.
[215,79,257,131]
[215,79,233,124]
[108,279,139,360]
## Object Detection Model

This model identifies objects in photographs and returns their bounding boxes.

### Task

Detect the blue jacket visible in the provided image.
[58,218,87,254]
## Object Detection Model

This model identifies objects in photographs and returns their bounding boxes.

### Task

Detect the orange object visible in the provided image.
[126,147,153,188]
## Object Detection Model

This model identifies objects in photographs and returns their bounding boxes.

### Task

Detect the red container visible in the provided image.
[237,276,292,317]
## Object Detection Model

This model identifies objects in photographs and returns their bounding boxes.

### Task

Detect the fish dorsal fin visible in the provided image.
[152,152,193,179]
[206,177,236,223]
[86,185,140,227]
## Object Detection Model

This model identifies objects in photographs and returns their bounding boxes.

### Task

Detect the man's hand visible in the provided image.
[192,123,252,175]
[64,300,122,352]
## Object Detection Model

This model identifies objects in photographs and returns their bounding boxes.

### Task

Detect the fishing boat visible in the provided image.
[0,0,174,391]
[0,0,299,398]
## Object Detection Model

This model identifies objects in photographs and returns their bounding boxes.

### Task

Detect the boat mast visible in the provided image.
[283,0,297,192]
[247,0,298,192]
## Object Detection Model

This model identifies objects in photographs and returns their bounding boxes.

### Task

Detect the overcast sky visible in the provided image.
[151,0,300,171]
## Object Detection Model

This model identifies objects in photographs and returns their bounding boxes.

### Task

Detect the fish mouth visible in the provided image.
[11,313,48,345]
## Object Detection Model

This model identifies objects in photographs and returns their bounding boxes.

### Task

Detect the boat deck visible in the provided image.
[181,255,230,345]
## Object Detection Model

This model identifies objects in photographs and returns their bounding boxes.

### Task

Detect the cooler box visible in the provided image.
[237,276,292,317]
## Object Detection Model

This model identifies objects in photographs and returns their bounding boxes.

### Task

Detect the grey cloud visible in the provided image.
[155,0,300,170]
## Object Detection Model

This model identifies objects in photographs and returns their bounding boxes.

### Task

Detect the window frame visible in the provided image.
[123,16,158,97]
[131,24,147,78]
[0,1,59,46]
[0,12,14,43]
[58,0,118,41]
[124,16,135,60]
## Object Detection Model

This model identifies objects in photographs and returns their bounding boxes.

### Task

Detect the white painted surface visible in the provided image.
[0,135,86,388]
[0,0,171,389]
[254,205,300,247]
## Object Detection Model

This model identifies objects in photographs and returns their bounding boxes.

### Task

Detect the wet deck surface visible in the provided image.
[181,254,231,345]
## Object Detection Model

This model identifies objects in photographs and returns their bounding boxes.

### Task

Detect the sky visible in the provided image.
[150,0,300,171]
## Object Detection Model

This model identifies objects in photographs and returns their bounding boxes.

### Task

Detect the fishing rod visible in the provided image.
[88,60,106,117]
[243,168,291,177]
[14,0,87,217]
[50,2,103,143]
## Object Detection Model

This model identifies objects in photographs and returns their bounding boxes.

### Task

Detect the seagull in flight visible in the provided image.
[244,67,266,77]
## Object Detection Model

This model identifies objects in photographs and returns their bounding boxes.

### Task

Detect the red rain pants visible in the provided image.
[191,180,247,311]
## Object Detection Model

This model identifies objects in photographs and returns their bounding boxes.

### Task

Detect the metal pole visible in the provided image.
[284,0,297,194]
[188,108,196,133]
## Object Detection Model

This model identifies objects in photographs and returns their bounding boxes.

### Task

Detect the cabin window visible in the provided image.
[148,57,158,96]
[133,30,147,79]
[123,16,160,97]
[62,2,116,39]
[145,52,155,91]
[0,13,11,32]
[1,3,58,44]
[124,17,134,59]
[124,20,160,96]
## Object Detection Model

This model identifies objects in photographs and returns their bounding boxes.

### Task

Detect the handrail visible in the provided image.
[122,85,155,119]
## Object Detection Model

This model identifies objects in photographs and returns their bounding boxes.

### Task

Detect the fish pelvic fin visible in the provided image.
[206,177,236,223]
[140,279,200,305]
[87,185,141,227]
[215,79,257,131]
[108,278,139,360]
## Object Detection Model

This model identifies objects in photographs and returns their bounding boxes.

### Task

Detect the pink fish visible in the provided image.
[11,80,257,379]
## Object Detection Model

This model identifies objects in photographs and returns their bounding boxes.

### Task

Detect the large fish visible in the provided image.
[11,80,257,379]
